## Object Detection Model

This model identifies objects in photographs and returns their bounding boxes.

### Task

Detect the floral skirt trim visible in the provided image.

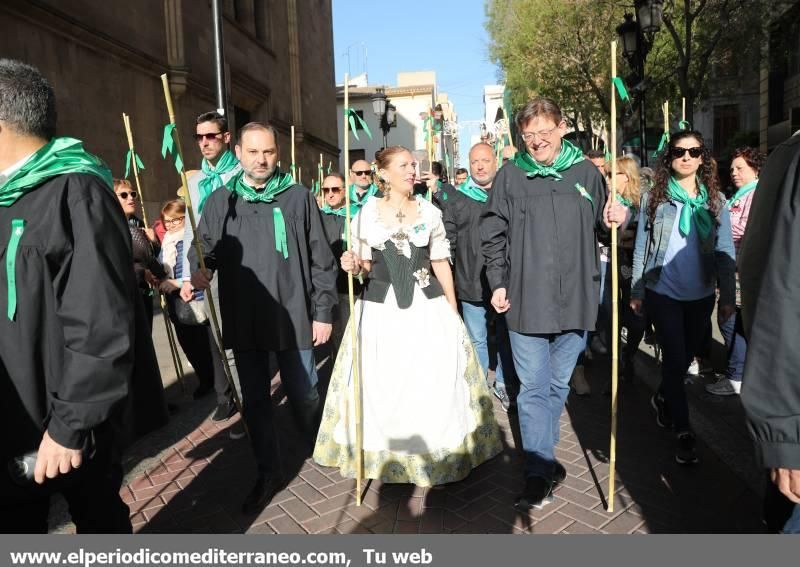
[313,317,503,487]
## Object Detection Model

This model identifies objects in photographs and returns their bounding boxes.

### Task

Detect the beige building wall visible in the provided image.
[0,0,338,218]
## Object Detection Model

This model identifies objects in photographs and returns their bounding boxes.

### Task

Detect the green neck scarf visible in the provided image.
[230,168,295,259]
[321,202,359,218]
[668,176,713,240]
[512,139,585,180]
[0,137,112,207]
[349,183,379,207]
[615,194,635,210]
[727,179,757,208]
[457,177,488,203]
[198,150,238,214]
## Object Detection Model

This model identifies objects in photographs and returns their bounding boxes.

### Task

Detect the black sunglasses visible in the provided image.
[322,186,343,194]
[670,146,703,159]
[193,132,225,142]
[116,191,138,200]
[352,170,372,176]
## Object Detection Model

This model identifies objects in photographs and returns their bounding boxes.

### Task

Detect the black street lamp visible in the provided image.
[371,87,396,148]
[616,0,663,166]
[434,104,446,176]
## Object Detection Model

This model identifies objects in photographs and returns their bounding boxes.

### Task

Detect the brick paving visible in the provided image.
[117,351,766,535]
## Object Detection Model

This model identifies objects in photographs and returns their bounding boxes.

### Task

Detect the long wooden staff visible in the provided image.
[344,74,364,506]
[317,153,324,208]
[291,125,296,180]
[122,112,186,394]
[159,74,248,438]
[608,41,620,513]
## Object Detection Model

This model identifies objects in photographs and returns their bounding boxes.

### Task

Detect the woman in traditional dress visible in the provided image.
[313,146,502,486]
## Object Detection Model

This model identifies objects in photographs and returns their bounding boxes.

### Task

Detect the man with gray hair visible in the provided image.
[190,122,337,514]
[0,59,134,532]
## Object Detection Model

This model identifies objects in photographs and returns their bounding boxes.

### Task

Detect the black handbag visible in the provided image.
[167,290,208,326]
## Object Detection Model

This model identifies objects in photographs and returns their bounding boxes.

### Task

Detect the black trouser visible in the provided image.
[646,290,715,433]
[621,276,648,360]
[0,423,131,534]
[172,320,228,405]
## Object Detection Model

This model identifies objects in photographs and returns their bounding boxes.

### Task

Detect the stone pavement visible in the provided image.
[100,313,765,535]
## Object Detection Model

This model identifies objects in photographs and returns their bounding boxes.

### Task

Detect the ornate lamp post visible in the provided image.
[371,87,396,149]
[616,0,663,165]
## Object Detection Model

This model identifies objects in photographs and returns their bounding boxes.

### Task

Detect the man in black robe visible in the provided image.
[190,122,337,514]
[481,97,627,510]
[444,142,515,412]
[0,59,134,533]
[739,130,800,533]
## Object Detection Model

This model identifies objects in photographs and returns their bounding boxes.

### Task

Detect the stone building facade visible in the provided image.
[0,0,338,216]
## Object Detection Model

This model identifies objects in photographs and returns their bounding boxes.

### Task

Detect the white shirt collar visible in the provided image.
[0,151,36,187]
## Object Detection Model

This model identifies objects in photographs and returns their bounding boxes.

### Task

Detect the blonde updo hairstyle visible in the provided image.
[374,145,414,199]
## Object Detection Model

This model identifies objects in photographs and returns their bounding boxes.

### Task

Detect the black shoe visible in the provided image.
[650,393,672,429]
[553,461,567,486]
[193,384,213,400]
[514,476,554,511]
[675,431,699,465]
[241,475,282,514]
[211,400,237,422]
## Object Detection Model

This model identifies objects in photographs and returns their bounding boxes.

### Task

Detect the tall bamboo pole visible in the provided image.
[159,74,248,438]
[343,74,364,505]
[122,112,186,394]
[664,101,670,133]
[291,125,296,180]
[426,111,435,201]
[682,97,686,123]
[608,41,620,513]
[318,153,324,208]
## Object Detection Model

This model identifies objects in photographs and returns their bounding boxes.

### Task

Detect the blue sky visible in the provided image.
[332,0,502,162]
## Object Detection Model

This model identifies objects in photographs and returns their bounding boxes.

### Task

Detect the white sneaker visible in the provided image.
[687,359,700,376]
[705,377,741,396]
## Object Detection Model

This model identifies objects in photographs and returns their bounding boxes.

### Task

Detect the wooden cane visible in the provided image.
[607,41,620,513]
[343,74,364,506]
[159,74,249,439]
[122,112,186,394]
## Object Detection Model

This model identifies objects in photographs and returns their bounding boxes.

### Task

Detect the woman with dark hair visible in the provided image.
[706,146,765,396]
[630,130,736,465]
[314,145,502,487]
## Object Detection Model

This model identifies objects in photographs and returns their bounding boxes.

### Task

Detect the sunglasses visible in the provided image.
[116,191,138,200]
[193,132,224,142]
[322,186,343,194]
[352,170,372,176]
[670,147,703,159]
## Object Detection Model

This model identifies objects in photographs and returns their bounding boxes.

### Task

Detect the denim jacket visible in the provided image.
[630,191,736,305]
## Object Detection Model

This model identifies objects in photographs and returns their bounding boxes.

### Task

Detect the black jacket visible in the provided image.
[190,184,338,351]
[481,160,609,334]
[0,173,135,451]
[739,132,800,468]
[443,189,490,302]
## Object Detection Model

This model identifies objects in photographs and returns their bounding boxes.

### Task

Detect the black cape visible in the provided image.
[0,173,135,452]
[481,160,608,334]
[739,132,800,468]
[443,189,491,302]
[190,184,338,351]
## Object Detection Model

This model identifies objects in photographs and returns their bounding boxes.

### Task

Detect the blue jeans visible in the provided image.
[509,330,585,479]
[233,349,320,477]
[461,300,515,388]
[719,307,746,383]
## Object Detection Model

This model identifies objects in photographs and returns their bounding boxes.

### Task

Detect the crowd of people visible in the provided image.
[1,57,799,534]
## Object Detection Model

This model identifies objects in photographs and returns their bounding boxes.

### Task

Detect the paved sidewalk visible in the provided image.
[113,332,765,534]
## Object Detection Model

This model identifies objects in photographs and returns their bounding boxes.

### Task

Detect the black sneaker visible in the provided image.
[211,400,237,422]
[650,393,672,429]
[514,476,554,511]
[675,431,699,465]
[553,461,567,487]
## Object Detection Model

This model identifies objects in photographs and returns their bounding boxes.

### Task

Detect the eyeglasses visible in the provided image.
[193,132,224,142]
[670,146,704,159]
[163,216,185,226]
[520,126,559,143]
[352,170,372,176]
[116,191,138,200]
[322,186,342,194]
